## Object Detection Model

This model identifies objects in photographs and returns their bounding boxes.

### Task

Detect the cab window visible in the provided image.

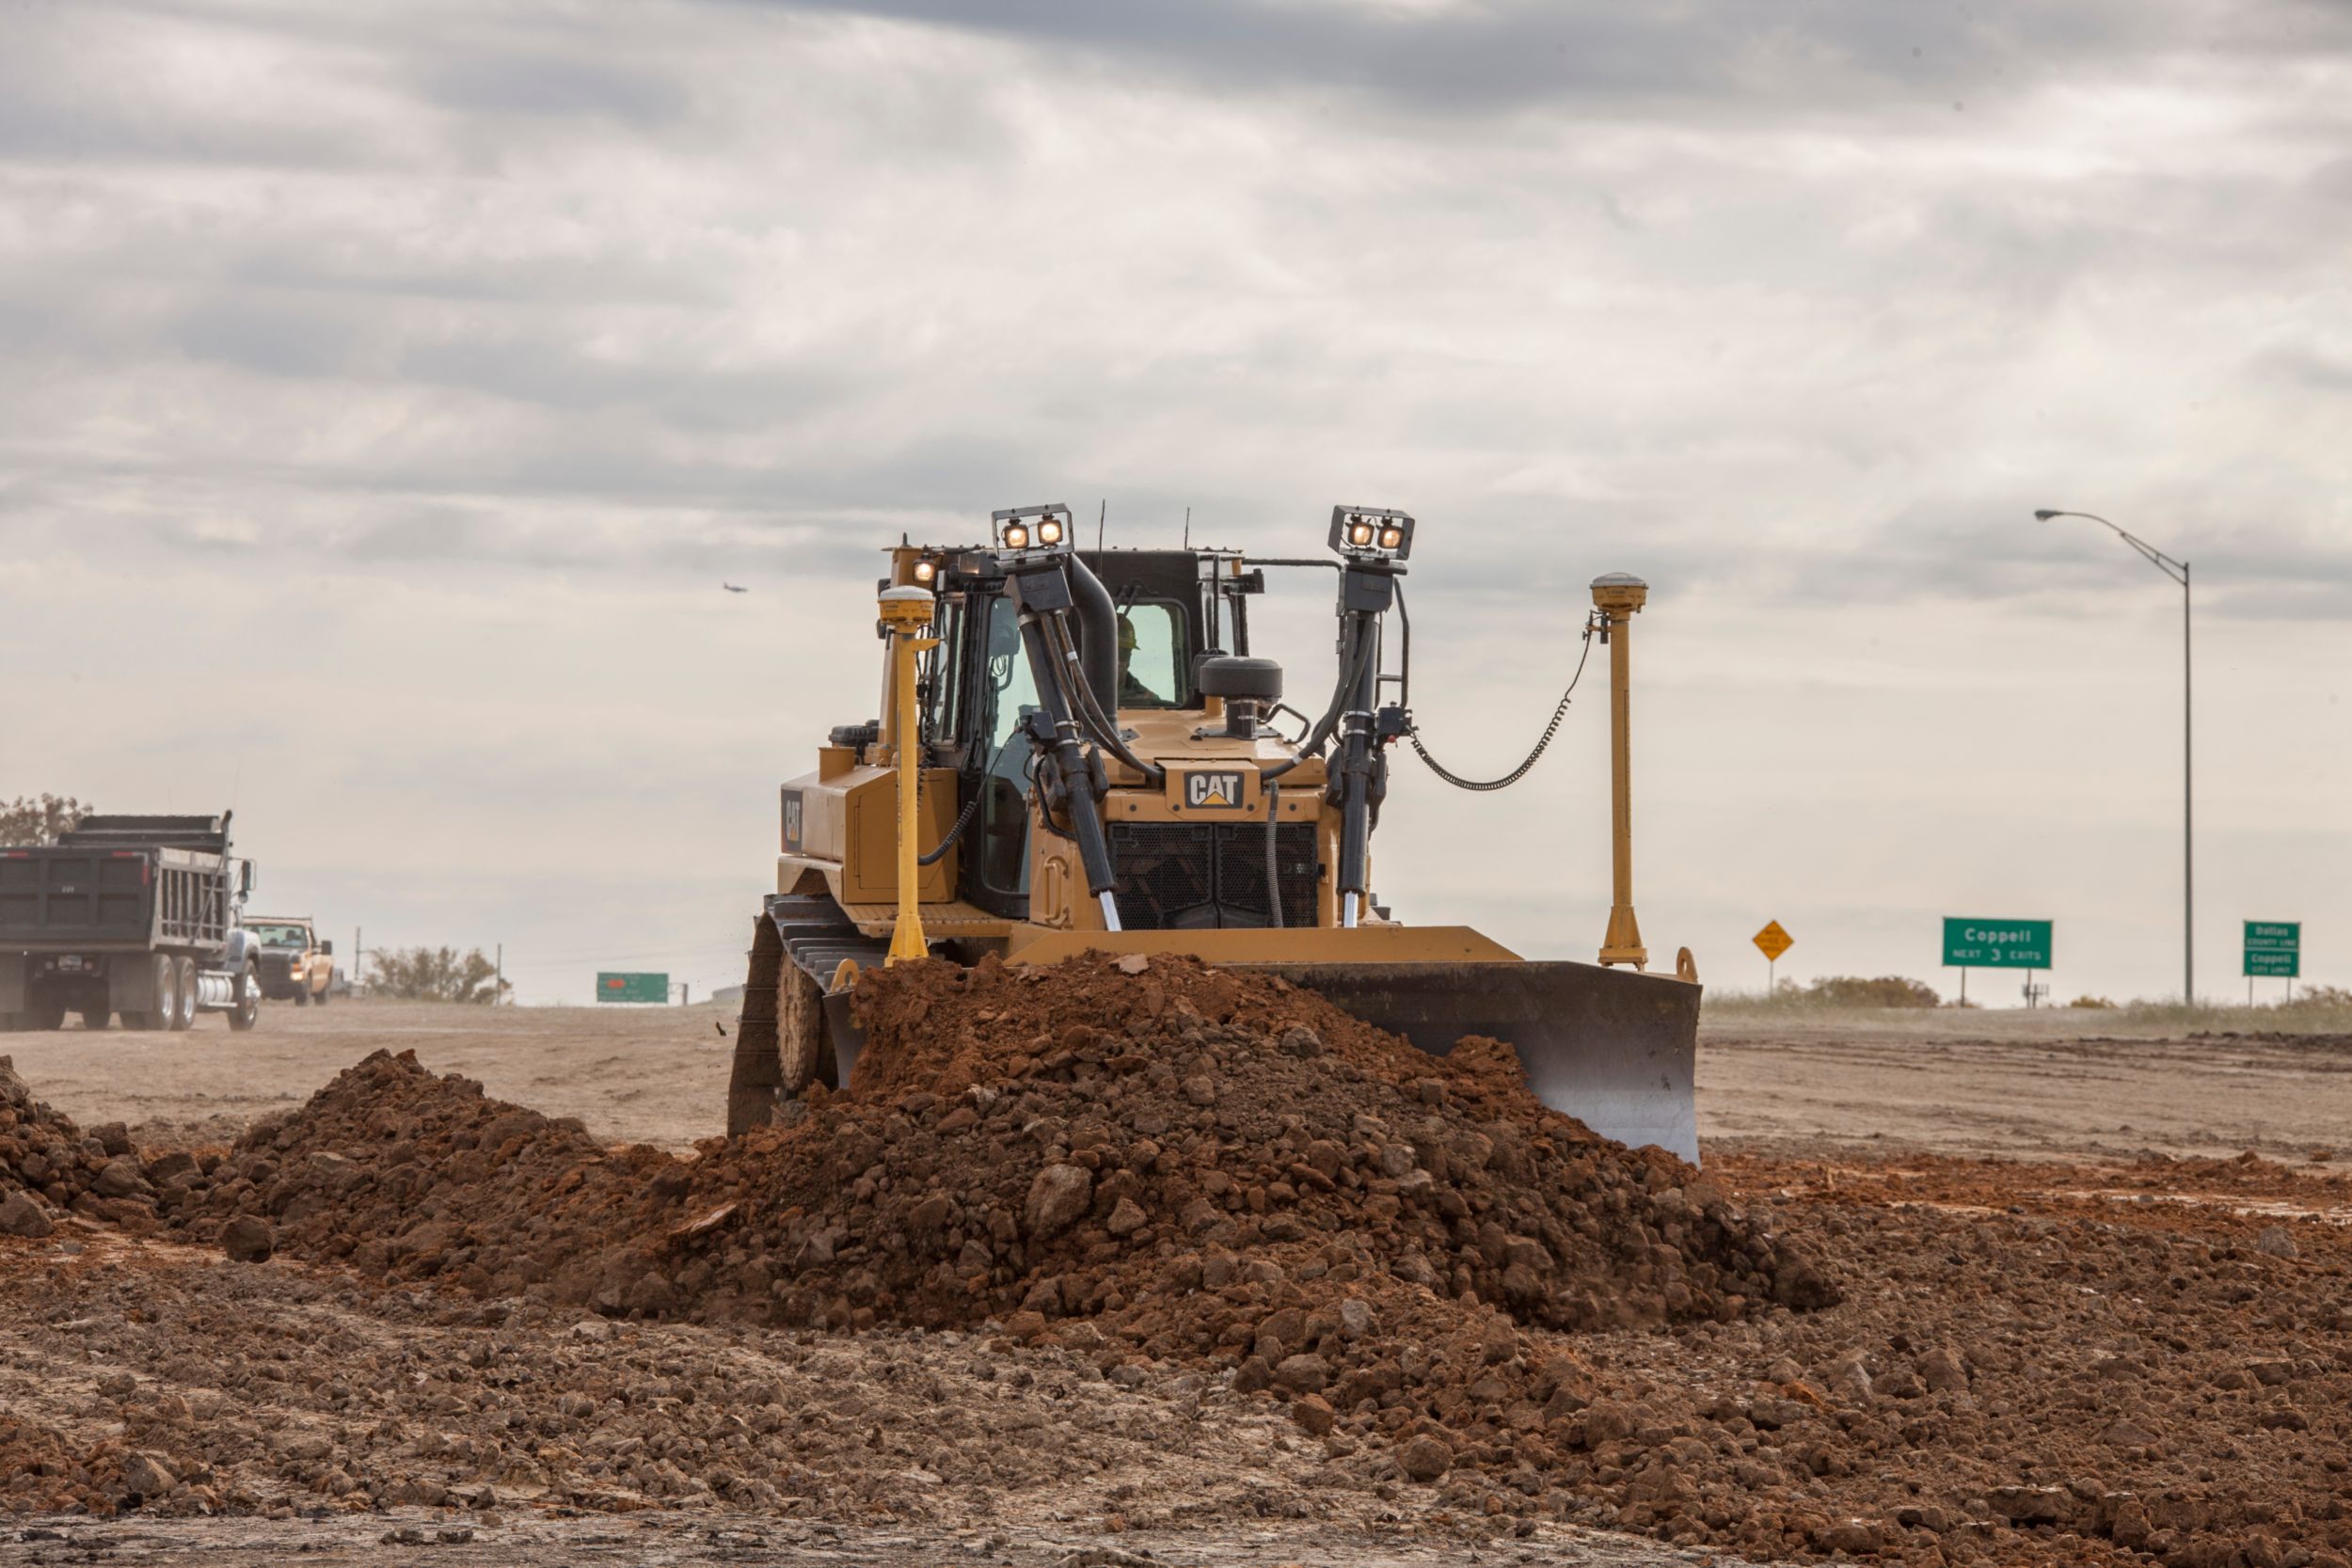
[1116,601,1187,709]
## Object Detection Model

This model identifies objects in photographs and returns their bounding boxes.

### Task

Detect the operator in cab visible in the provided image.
[1117,614,1167,707]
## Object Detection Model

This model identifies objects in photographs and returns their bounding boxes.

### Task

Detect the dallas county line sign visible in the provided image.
[2244,922,2300,979]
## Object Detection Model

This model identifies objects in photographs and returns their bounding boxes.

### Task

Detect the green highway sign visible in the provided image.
[596,971,669,1004]
[1943,918,2053,969]
[2244,922,2300,979]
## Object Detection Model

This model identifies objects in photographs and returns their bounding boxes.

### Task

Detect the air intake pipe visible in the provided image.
[1068,554,1120,719]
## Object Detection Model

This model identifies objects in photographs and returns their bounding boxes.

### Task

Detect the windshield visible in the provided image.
[246,923,310,946]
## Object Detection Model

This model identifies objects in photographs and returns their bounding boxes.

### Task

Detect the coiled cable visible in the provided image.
[1406,612,1596,792]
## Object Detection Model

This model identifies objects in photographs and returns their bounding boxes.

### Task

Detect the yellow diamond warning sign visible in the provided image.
[1752,920,1793,961]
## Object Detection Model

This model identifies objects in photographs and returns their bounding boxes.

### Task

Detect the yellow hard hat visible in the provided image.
[1118,617,1137,650]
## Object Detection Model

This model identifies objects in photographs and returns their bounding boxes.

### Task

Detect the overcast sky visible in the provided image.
[4,0,2349,1006]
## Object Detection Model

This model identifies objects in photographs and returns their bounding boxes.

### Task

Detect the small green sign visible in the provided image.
[2244,922,2300,978]
[596,971,669,1004]
[1943,918,2053,969]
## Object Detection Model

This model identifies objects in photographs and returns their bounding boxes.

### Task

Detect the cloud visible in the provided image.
[415,52,693,125]
[741,0,2352,130]
[3,0,2349,1006]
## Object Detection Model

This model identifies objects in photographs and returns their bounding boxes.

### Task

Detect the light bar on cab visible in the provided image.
[1327,504,1415,562]
[990,503,1073,555]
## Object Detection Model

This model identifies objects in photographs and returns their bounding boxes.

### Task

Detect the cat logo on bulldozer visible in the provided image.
[1184,770,1246,809]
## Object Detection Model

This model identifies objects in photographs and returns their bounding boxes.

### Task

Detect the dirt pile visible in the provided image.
[142,955,1835,1541]
[163,957,1826,1345]
[691,952,1827,1334]
[650,953,1834,1524]
[0,1054,182,1238]
[160,1048,688,1297]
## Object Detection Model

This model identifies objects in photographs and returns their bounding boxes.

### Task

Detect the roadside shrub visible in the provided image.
[2067,995,2118,1009]
[363,946,510,1005]
[1789,975,1941,1008]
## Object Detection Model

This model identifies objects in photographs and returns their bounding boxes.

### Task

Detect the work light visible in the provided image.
[989,503,1074,555]
[1327,505,1415,562]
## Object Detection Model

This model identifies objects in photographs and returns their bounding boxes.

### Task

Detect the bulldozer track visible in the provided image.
[726,895,889,1135]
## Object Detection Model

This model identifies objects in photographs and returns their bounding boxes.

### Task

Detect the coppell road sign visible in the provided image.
[1943,918,2053,969]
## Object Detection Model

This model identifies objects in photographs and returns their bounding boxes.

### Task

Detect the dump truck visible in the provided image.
[729,506,1700,1162]
[242,916,335,1006]
[0,813,262,1032]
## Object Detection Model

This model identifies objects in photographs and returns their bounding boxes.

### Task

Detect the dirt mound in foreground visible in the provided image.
[167,955,1825,1338]
[709,952,1826,1335]
[148,954,1830,1528]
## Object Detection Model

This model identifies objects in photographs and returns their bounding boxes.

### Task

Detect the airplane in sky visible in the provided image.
[722,582,748,594]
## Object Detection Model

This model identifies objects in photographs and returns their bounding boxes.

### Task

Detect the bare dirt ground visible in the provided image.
[8,995,2352,1566]
[1699,1006,2352,1163]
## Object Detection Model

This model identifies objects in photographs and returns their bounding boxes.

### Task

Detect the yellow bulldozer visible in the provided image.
[728,504,1701,1162]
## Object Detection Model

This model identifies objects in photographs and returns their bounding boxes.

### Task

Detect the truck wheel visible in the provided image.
[170,957,198,1031]
[124,953,175,1031]
[227,964,260,1033]
[79,1009,111,1031]
[30,998,68,1031]
[313,980,329,1007]
[294,983,310,1007]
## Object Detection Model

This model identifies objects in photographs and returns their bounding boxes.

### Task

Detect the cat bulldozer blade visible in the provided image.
[728,504,1703,1164]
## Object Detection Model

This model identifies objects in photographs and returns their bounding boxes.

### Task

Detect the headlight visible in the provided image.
[1379,527,1403,549]
[1005,523,1030,549]
[1039,518,1063,545]
[1348,521,1373,546]
[913,559,937,584]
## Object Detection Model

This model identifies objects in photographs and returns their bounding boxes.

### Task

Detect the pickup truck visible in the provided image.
[0,813,262,1032]
[243,916,334,1005]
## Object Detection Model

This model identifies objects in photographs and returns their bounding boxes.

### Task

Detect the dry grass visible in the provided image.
[2108,991,2352,1035]
[1704,985,2352,1036]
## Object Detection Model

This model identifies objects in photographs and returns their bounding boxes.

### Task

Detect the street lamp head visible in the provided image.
[2032,509,2061,521]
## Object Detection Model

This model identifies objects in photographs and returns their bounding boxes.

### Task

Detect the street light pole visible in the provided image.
[2035,509,2192,1004]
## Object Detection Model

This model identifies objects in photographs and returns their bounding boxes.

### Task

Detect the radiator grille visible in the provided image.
[1109,822,1318,930]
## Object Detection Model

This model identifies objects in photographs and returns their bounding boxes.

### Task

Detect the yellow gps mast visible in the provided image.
[878,583,939,964]
[1591,573,1649,971]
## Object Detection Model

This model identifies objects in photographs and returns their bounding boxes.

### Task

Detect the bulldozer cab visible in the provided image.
[930,547,1254,921]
